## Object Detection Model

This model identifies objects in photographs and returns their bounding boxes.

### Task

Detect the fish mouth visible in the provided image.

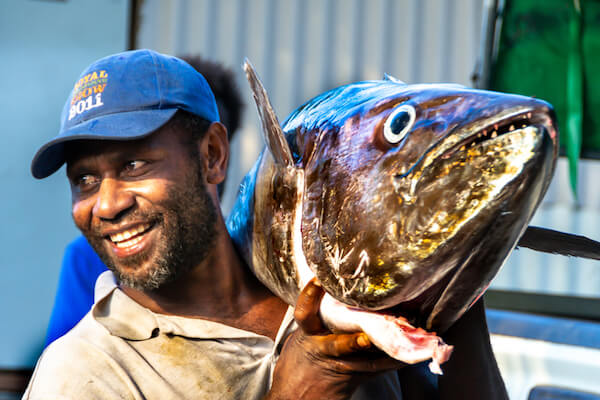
[338,105,557,319]
[323,107,555,309]
[392,106,551,262]
[437,108,550,162]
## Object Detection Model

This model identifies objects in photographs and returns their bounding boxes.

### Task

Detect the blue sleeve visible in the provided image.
[44,235,108,347]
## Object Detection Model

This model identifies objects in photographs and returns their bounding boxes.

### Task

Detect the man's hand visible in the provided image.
[265,279,404,400]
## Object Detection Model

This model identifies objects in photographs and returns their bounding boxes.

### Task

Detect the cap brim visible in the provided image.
[31,108,179,179]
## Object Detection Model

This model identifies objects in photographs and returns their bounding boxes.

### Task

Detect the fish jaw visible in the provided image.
[319,292,453,374]
[424,130,556,331]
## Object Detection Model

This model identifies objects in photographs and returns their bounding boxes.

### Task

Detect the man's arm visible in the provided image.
[437,298,508,400]
[397,298,508,400]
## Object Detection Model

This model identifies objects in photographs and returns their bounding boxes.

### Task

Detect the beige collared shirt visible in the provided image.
[24,271,402,399]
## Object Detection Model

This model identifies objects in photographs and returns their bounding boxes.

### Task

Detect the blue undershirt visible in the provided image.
[45,235,108,346]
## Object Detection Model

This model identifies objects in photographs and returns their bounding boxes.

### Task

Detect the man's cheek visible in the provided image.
[71,200,91,232]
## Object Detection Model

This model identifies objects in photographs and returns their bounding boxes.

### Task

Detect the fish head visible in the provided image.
[284,81,558,331]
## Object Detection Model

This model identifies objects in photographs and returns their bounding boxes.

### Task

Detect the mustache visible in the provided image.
[84,209,162,237]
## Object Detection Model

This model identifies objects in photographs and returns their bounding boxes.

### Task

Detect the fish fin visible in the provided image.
[517,226,600,261]
[243,59,295,168]
[383,73,406,84]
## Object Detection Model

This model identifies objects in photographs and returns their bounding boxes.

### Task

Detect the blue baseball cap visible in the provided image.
[31,49,220,179]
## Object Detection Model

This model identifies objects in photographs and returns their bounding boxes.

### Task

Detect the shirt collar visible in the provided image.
[91,271,296,343]
[92,271,159,340]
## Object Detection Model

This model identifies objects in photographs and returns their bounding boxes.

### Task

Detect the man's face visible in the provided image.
[66,124,217,290]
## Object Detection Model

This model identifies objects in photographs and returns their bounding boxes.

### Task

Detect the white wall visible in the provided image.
[135,0,484,212]
[0,0,130,368]
[135,0,600,301]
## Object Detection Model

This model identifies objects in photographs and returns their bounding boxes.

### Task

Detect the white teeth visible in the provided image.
[109,223,150,244]
[115,235,144,248]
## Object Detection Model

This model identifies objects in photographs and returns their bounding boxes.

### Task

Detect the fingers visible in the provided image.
[344,355,407,373]
[314,332,372,357]
[294,278,326,334]
[292,278,406,375]
[313,333,405,371]
[314,333,406,373]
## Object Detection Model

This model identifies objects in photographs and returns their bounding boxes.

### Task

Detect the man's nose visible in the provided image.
[92,178,135,220]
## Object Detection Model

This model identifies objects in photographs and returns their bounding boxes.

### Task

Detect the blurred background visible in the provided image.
[1,0,599,399]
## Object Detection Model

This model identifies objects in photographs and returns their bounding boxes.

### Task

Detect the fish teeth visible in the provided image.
[109,223,151,243]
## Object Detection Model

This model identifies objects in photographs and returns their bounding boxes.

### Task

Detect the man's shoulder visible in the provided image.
[24,314,133,399]
[44,310,139,364]
[52,309,112,343]
[34,319,116,373]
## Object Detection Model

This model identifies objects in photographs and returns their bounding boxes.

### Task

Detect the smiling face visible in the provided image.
[66,122,218,291]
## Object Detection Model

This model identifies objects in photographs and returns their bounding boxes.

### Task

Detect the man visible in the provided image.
[25,49,507,399]
[44,55,245,346]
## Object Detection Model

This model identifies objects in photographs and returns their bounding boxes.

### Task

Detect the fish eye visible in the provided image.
[383,104,416,144]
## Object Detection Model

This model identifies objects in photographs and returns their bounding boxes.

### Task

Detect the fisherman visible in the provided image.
[43,54,245,347]
[25,49,508,399]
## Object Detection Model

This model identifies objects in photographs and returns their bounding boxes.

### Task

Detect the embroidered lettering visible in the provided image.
[68,93,104,121]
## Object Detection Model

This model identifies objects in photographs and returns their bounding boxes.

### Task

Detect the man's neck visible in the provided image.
[121,219,288,340]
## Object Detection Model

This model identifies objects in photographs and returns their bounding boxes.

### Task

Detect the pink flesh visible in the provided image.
[319,292,453,374]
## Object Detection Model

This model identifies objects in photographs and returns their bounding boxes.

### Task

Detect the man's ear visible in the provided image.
[198,122,229,185]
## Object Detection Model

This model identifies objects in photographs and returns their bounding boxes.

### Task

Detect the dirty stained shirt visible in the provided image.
[23,271,402,399]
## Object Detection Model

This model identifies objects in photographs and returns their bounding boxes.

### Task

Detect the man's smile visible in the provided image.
[104,222,156,257]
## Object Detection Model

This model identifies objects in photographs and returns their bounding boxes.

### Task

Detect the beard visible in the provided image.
[82,163,218,291]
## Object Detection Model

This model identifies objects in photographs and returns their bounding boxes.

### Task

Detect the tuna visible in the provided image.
[227,60,559,373]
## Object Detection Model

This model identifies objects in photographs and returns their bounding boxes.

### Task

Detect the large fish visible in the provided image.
[227,61,559,373]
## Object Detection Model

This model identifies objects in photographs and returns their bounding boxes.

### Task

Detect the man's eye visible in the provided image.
[76,174,99,188]
[124,160,147,171]
[123,160,149,177]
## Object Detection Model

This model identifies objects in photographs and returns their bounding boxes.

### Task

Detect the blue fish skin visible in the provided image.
[228,71,558,333]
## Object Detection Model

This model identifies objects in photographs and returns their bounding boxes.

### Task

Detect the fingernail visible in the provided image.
[357,334,370,348]
[305,285,318,296]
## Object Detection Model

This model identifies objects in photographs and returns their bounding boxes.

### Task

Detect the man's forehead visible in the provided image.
[65,123,186,166]
[65,135,152,165]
